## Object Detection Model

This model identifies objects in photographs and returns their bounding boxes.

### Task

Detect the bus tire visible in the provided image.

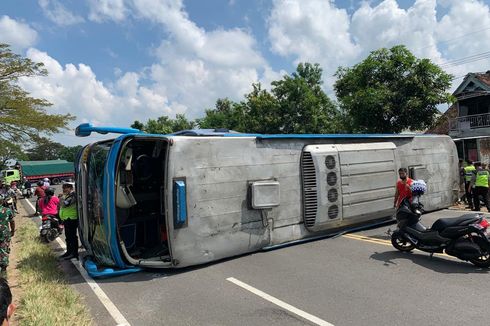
[52,178,60,185]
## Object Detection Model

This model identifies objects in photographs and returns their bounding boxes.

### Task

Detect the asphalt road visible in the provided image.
[21,192,490,326]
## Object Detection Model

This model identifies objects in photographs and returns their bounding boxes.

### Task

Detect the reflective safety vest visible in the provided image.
[59,193,78,220]
[464,165,476,182]
[475,170,490,188]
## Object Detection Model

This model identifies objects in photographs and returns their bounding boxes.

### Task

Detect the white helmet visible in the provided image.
[43,178,49,182]
[411,180,427,195]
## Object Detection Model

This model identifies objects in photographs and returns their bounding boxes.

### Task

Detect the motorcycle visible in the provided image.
[21,185,33,198]
[391,180,490,268]
[39,214,63,242]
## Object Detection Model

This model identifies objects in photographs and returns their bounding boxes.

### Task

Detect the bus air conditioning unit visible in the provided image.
[301,145,342,232]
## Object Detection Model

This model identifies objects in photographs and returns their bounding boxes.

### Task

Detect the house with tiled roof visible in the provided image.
[448,71,490,163]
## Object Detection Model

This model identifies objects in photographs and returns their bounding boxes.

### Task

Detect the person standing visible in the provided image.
[394,168,413,208]
[471,162,490,211]
[0,197,14,274]
[463,160,476,210]
[58,183,78,260]
[33,181,45,215]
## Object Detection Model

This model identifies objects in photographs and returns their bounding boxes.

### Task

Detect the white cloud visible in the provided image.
[86,0,274,117]
[88,0,127,22]
[268,0,361,74]
[17,49,175,145]
[0,16,38,51]
[38,0,84,26]
[268,0,490,92]
[350,0,441,60]
[435,0,490,77]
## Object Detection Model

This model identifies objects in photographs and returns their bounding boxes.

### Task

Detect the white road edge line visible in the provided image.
[226,277,335,326]
[22,198,130,326]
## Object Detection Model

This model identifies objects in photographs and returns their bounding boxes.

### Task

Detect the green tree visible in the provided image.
[131,114,195,134]
[0,140,27,169]
[334,45,453,133]
[271,63,340,133]
[59,145,83,162]
[0,43,74,143]
[197,98,247,131]
[26,137,65,161]
[198,63,340,134]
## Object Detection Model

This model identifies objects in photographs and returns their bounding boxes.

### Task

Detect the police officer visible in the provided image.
[471,162,490,211]
[464,160,476,209]
[58,183,78,260]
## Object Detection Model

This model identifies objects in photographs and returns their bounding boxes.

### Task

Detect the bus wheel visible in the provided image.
[52,178,60,185]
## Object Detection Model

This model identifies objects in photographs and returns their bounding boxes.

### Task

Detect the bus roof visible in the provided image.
[76,123,444,140]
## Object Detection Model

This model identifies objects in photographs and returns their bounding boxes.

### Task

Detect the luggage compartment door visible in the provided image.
[337,142,397,222]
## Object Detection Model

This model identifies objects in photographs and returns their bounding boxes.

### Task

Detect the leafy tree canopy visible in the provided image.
[25,137,81,162]
[198,63,340,134]
[334,45,453,133]
[131,114,195,134]
[0,43,74,144]
[0,140,27,170]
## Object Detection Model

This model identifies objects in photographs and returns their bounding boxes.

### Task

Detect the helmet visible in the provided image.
[43,178,49,182]
[411,180,427,195]
[45,187,55,196]
[62,182,75,189]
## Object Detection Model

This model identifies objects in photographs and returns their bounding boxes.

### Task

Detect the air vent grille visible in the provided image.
[328,188,338,202]
[301,151,318,228]
[328,205,339,219]
[325,155,336,169]
[327,172,337,186]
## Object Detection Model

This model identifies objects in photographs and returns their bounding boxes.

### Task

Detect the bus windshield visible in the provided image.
[86,141,116,266]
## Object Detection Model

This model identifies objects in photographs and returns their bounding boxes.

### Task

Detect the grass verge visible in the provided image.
[15,220,93,326]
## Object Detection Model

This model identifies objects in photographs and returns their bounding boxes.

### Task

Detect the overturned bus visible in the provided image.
[74,123,459,277]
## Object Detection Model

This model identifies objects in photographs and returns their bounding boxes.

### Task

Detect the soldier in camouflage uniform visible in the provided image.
[0,196,15,273]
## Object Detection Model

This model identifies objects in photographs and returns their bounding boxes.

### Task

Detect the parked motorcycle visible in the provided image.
[21,185,33,199]
[39,214,63,242]
[391,180,490,268]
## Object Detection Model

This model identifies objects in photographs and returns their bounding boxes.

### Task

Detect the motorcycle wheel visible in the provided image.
[391,231,415,252]
[46,229,58,242]
[468,236,490,268]
[40,233,49,243]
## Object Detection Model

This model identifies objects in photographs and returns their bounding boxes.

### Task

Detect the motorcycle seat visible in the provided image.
[431,214,480,231]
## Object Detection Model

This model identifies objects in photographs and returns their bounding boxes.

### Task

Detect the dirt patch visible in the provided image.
[8,203,31,325]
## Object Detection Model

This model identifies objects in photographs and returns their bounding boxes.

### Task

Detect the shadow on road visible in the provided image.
[370,250,489,274]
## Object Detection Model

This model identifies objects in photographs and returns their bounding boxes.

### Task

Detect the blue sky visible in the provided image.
[1,0,489,145]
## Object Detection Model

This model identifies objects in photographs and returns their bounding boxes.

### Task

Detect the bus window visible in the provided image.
[86,142,116,266]
[7,171,14,177]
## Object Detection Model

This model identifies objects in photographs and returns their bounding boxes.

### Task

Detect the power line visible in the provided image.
[437,50,490,68]
[419,25,490,50]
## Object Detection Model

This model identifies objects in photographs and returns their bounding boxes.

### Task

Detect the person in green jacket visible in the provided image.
[470,162,490,212]
[58,183,78,260]
[464,160,476,209]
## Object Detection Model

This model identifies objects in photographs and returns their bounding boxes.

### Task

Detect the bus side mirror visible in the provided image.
[75,123,93,137]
